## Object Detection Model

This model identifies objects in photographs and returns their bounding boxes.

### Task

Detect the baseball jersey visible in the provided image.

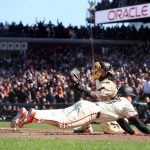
[95,97,138,123]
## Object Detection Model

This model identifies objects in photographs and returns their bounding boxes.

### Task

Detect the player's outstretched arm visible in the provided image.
[129,116,150,134]
[117,117,150,135]
[117,118,136,135]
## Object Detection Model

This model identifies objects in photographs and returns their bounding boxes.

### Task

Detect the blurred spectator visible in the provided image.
[95,0,150,10]
[142,73,150,101]
[144,97,150,125]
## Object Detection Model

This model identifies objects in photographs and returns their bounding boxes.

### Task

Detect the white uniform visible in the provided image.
[95,97,137,123]
[89,78,124,133]
[33,98,137,129]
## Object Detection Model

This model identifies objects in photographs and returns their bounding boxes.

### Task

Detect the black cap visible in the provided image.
[100,61,111,71]
[100,61,114,75]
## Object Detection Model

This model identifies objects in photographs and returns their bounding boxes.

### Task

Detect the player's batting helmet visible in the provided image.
[117,85,136,97]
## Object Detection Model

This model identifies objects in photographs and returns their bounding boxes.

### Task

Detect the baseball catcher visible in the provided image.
[70,61,125,134]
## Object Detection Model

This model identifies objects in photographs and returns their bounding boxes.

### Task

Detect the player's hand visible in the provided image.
[133,131,142,136]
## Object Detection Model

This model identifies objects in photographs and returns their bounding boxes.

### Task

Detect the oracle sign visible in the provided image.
[95,3,150,24]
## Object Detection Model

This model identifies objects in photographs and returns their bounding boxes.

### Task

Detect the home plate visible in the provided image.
[0,127,17,131]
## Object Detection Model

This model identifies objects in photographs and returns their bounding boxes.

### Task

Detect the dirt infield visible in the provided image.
[0,127,150,141]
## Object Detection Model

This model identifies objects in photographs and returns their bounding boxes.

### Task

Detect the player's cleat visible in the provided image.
[18,108,36,128]
[73,124,93,134]
[10,107,28,128]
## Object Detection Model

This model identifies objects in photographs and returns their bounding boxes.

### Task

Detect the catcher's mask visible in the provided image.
[93,61,112,80]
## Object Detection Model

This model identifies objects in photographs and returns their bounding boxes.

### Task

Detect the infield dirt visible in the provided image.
[0,127,150,141]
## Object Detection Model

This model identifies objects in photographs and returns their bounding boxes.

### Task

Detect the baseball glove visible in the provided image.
[69,67,81,86]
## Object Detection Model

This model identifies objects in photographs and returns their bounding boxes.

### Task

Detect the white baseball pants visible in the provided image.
[33,100,100,129]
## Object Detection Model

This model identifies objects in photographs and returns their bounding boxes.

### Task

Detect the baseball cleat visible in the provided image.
[18,108,36,128]
[73,124,93,134]
[10,107,28,128]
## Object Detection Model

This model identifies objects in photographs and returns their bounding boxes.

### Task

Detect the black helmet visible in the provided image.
[118,85,136,97]
[100,61,114,75]
[100,61,111,71]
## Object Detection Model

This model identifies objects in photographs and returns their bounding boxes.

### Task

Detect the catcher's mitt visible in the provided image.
[69,68,81,85]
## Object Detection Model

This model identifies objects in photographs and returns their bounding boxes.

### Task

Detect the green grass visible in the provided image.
[0,121,102,131]
[0,137,150,150]
[0,122,150,150]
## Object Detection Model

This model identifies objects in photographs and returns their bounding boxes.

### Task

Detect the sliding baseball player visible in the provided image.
[11,85,150,135]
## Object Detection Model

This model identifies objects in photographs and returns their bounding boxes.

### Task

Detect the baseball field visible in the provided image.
[0,122,150,150]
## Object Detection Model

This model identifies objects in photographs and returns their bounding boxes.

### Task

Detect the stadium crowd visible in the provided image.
[0,44,150,124]
[95,0,150,11]
[0,20,150,40]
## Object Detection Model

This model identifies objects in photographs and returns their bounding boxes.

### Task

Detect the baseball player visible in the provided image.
[73,61,125,134]
[11,85,150,135]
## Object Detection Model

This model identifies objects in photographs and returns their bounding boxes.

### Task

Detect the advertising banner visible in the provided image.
[95,3,150,24]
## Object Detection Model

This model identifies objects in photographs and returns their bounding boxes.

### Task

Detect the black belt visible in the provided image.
[96,112,100,118]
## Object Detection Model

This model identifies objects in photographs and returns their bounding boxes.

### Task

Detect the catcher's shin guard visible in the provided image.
[101,121,125,134]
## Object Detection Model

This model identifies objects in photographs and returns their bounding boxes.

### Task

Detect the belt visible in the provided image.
[96,112,100,118]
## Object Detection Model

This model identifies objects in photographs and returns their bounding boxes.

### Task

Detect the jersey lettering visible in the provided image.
[106,97,121,104]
